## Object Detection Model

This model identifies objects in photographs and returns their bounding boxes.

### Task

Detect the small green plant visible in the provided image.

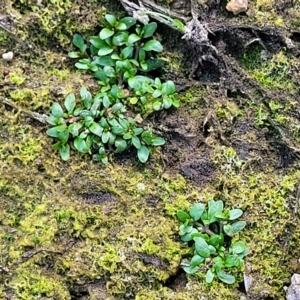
[46,87,165,163]
[68,14,179,112]
[177,200,249,284]
[47,14,180,163]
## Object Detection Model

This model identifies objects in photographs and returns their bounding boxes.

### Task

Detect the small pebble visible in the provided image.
[2,51,14,61]
[226,0,248,15]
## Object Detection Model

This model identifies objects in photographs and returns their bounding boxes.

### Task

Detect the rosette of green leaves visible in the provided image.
[127,76,179,111]
[69,14,164,80]
[47,86,165,163]
[177,200,248,284]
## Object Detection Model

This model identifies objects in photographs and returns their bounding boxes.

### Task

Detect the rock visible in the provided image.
[286,274,300,300]
[226,0,248,15]
[2,51,14,61]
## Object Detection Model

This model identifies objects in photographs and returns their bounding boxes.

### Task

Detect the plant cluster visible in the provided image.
[177,200,249,284]
[47,14,180,162]
[69,14,179,112]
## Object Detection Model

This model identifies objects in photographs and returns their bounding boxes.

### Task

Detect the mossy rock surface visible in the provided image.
[1,0,300,299]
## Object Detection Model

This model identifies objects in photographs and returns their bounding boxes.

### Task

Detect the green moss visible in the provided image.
[241,48,295,92]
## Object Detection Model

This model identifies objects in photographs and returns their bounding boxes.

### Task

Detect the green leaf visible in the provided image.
[209,234,223,248]
[132,136,141,149]
[129,97,139,105]
[89,122,103,137]
[88,36,106,49]
[207,200,224,224]
[183,266,198,274]
[128,33,141,45]
[98,46,114,56]
[142,40,163,52]
[229,209,243,220]
[72,34,86,53]
[190,255,205,267]
[179,224,193,234]
[112,32,128,46]
[153,101,161,111]
[115,138,127,153]
[172,98,180,108]
[214,212,227,219]
[189,203,205,221]
[152,89,162,98]
[46,116,62,126]
[121,46,133,59]
[137,145,150,163]
[102,95,111,108]
[216,270,235,284]
[173,19,185,32]
[59,144,70,161]
[99,28,114,40]
[51,103,64,118]
[75,62,90,70]
[68,122,82,136]
[194,237,211,258]
[206,269,215,283]
[163,97,173,109]
[181,228,199,242]
[139,49,146,61]
[209,245,217,255]
[58,130,69,143]
[68,51,81,58]
[142,22,157,38]
[177,210,190,222]
[117,17,136,30]
[94,56,115,66]
[162,80,176,95]
[64,93,76,114]
[112,126,123,135]
[74,137,88,153]
[111,103,124,112]
[105,14,117,26]
[224,221,246,237]
[151,137,165,146]
[133,128,143,136]
[144,58,164,72]
[231,241,247,254]
[47,127,60,138]
[102,131,110,144]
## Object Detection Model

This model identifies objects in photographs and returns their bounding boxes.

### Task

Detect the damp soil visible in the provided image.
[1,0,300,299]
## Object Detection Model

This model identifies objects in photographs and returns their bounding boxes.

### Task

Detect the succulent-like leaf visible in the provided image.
[51,103,64,118]
[99,28,114,40]
[190,255,205,267]
[74,137,88,153]
[206,269,215,283]
[151,137,165,146]
[72,34,86,53]
[59,144,70,161]
[105,14,117,27]
[194,237,211,258]
[64,93,76,114]
[177,210,190,222]
[229,209,243,220]
[189,203,205,221]
[137,145,150,163]
[117,17,136,30]
[114,138,127,153]
[216,270,235,284]
[142,22,157,38]
[112,32,128,46]
[142,40,163,52]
